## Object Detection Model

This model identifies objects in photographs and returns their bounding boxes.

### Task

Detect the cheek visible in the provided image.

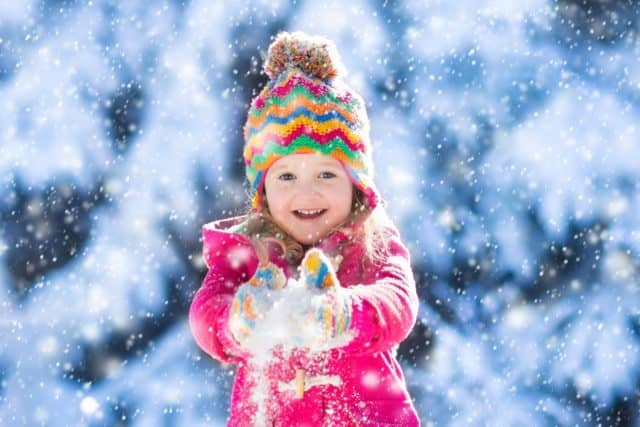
[264,186,288,213]
[340,183,355,211]
[340,199,353,218]
[328,183,354,220]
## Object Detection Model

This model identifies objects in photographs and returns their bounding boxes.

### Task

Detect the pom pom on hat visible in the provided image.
[263,31,345,81]
[244,31,380,211]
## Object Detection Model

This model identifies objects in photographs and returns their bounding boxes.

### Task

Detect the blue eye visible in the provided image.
[278,173,295,181]
[319,171,336,179]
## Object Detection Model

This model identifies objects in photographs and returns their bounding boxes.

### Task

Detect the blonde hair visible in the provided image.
[243,188,393,267]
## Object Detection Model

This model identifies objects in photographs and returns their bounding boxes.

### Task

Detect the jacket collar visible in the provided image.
[202,215,248,234]
[202,211,368,258]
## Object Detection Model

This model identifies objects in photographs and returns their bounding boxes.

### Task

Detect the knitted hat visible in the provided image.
[243,31,379,210]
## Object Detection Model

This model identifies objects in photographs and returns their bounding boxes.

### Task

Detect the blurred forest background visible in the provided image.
[1,0,640,425]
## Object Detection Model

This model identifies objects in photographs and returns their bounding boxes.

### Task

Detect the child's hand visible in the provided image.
[228,283,274,346]
[248,263,286,289]
[228,258,287,347]
[294,249,352,349]
[300,248,341,290]
[248,237,287,289]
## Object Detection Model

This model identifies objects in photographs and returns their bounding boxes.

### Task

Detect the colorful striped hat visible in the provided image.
[243,31,379,210]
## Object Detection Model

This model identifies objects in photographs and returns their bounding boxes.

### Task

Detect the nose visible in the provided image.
[298,175,319,194]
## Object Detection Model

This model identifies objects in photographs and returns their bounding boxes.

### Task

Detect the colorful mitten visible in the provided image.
[248,263,286,289]
[297,249,352,348]
[301,248,340,289]
[228,247,287,346]
[247,237,287,289]
[228,283,273,345]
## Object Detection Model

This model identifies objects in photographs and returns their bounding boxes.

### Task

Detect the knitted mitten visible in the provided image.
[228,261,286,346]
[228,283,274,345]
[247,236,287,289]
[297,249,352,347]
[248,262,286,289]
[301,248,340,289]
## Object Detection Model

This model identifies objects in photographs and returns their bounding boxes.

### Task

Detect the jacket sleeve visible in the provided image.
[188,231,259,363]
[341,227,419,355]
[189,269,246,363]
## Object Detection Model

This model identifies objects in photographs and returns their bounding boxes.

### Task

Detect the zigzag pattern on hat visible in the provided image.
[245,118,366,156]
[247,107,358,136]
[245,73,362,136]
[253,73,354,109]
[248,90,356,121]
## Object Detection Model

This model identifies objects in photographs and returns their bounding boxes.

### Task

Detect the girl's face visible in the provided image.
[264,153,354,245]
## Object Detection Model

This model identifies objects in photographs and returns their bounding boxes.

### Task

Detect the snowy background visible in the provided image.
[1,0,640,425]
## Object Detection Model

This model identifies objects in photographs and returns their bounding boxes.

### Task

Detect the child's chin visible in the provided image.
[292,230,326,246]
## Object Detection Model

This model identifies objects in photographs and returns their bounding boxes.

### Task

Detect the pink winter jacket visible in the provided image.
[189,215,420,426]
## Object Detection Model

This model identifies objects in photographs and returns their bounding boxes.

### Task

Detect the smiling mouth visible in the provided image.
[293,208,327,219]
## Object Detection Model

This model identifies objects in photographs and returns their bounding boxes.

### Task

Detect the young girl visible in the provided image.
[189,31,420,426]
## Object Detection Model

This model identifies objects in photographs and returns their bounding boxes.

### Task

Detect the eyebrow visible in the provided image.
[317,160,342,168]
[270,162,289,171]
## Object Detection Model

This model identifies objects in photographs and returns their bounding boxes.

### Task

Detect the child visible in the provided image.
[189,31,420,426]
